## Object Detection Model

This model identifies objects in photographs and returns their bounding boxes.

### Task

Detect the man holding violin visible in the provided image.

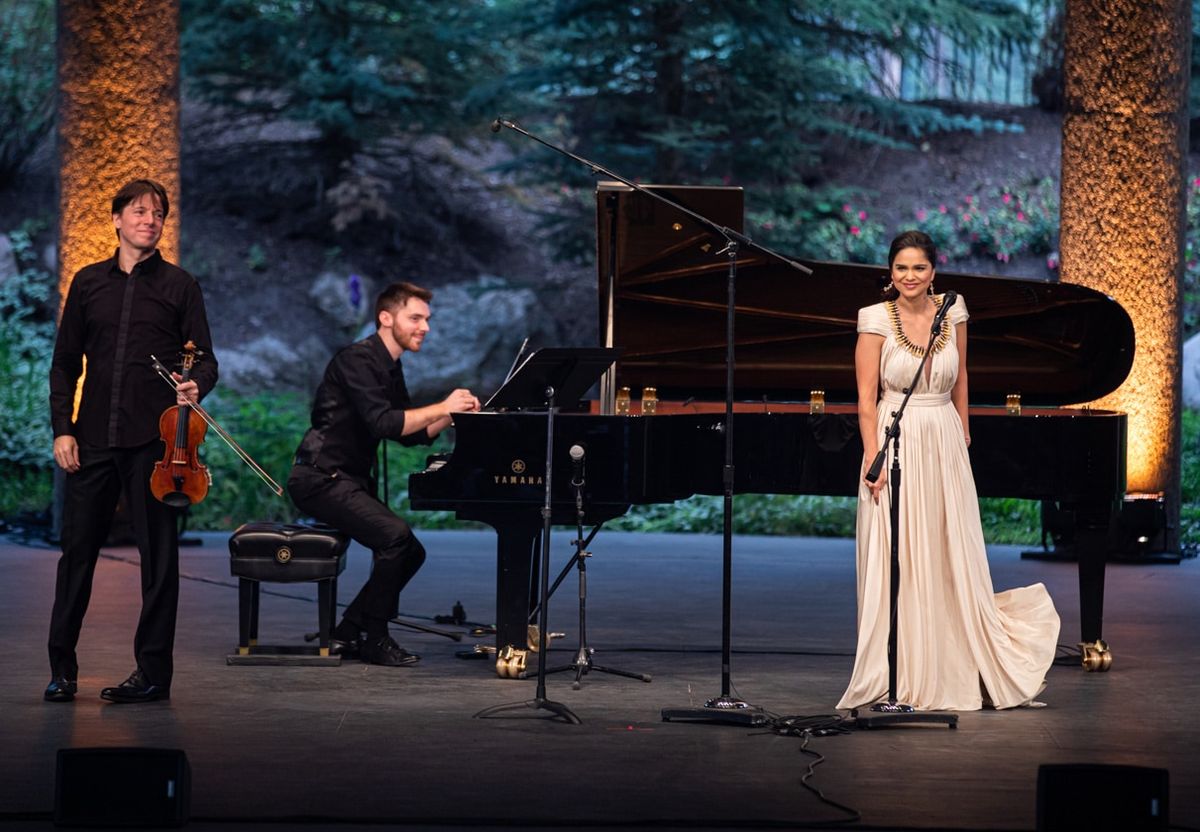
[288,281,479,666]
[46,179,218,704]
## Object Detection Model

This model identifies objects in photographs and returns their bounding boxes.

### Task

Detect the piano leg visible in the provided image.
[1074,502,1115,645]
[487,517,541,657]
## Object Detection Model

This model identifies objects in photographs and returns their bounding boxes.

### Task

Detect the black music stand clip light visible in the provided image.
[475,347,620,724]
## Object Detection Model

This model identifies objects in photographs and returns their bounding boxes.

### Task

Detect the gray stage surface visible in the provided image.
[0,528,1196,831]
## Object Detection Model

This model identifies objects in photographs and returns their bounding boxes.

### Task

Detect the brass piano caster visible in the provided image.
[495,645,527,678]
[1079,640,1112,672]
[525,625,565,652]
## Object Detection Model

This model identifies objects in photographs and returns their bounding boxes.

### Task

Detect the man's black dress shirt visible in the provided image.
[294,333,432,481]
[49,250,218,449]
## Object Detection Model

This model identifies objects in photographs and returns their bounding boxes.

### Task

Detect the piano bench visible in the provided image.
[226,522,350,666]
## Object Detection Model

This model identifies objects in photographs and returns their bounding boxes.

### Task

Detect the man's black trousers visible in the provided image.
[287,465,426,638]
[48,440,180,685]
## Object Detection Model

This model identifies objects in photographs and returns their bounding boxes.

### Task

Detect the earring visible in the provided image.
[927,283,936,297]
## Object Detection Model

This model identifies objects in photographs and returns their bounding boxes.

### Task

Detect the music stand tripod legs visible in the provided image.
[542,473,651,689]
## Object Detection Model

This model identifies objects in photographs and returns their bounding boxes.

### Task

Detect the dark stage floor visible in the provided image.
[0,528,1196,831]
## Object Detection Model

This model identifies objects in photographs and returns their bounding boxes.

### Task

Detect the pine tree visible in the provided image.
[181,0,495,184]
[480,0,1035,184]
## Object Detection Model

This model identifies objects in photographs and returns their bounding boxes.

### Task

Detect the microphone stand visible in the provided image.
[475,383,581,724]
[492,117,810,726]
[541,447,653,688]
[853,293,958,730]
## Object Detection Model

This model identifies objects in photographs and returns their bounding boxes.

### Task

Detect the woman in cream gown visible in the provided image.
[837,230,1060,712]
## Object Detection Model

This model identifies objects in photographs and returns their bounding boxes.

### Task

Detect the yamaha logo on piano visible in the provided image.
[494,459,543,485]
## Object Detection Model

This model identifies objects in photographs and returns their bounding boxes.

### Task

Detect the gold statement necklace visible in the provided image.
[886,295,951,358]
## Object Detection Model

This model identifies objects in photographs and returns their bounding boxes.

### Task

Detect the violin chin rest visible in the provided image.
[160,491,192,509]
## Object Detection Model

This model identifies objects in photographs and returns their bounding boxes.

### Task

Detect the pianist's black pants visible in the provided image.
[48,440,181,686]
[287,464,426,638]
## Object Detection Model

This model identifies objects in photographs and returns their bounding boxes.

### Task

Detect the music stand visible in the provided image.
[475,347,620,724]
[484,347,618,412]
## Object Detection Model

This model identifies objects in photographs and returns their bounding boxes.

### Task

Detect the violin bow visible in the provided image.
[149,353,285,497]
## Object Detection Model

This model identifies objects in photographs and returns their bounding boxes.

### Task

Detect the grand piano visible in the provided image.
[410,183,1133,668]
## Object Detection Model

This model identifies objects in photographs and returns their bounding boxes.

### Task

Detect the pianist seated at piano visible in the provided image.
[287,282,481,667]
[837,230,1060,712]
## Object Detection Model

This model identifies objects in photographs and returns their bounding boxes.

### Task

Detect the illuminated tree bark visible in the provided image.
[1060,0,1190,550]
[57,0,180,303]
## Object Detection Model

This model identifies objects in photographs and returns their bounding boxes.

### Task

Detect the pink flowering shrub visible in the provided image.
[913,178,1058,265]
[746,179,1058,272]
[914,202,969,260]
[748,188,885,264]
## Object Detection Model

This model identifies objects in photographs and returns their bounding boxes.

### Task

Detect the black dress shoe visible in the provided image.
[360,636,420,667]
[328,637,361,660]
[100,669,170,704]
[44,678,77,703]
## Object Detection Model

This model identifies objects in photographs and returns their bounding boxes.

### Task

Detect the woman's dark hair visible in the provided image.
[111,179,169,218]
[882,229,938,298]
[375,281,434,327]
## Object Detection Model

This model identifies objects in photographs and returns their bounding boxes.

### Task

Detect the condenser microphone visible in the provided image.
[490,118,503,133]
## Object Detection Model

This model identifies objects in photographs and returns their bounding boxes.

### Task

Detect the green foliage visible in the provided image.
[476,0,1034,258]
[748,176,1059,272]
[483,0,1034,183]
[183,391,309,530]
[1191,0,1200,119]
[1180,409,1200,551]
[956,179,1058,263]
[0,463,52,518]
[180,0,496,176]
[381,436,467,530]
[751,191,888,264]
[608,492,1038,543]
[909,178,1060,266]
[245,243,267,272]
[912,202,970,261]
[1182,176,1200,336]
[0,227,55,468]
[0,0,54,186]
[978,497,1041,544]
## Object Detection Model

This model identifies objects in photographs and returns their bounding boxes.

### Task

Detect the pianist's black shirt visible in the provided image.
[49,250,218,449]
[294,332,432,482]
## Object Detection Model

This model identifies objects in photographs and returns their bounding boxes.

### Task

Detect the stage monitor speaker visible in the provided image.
[1037,763,1168,831]
[54,747,190,827]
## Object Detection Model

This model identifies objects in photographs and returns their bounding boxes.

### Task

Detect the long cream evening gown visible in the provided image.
[837,295,1060,711]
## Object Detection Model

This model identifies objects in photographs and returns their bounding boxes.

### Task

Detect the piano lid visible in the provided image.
[596,183,1135,407]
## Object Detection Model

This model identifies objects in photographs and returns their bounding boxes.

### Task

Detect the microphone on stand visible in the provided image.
[490,118,503,133]
[867,289,959,486]
[932,290,958,330]
[569,444,586,487]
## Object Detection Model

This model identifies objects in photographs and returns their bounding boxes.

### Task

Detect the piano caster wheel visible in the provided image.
[1079,640,1112,672]
[525,625,566,652]
[495,645,527,678]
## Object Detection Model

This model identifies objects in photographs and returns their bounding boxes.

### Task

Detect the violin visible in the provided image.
[150,342,210,508]
[149,349,285,503]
